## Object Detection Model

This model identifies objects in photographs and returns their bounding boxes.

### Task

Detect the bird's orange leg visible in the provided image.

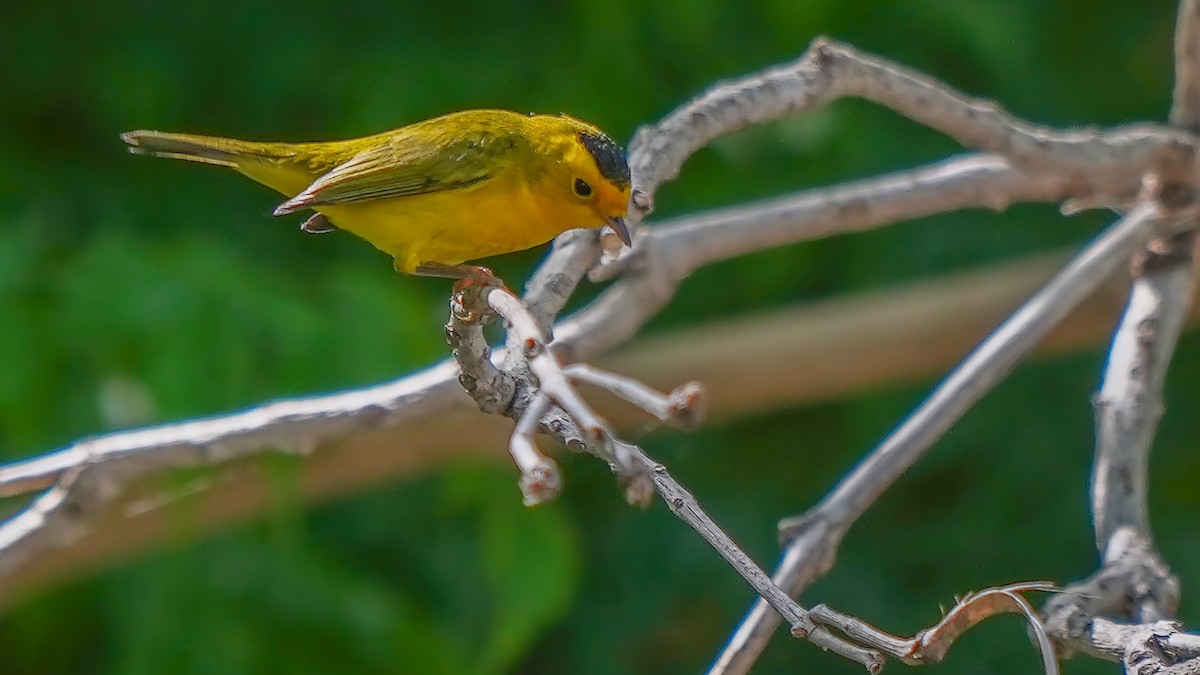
[415,262,508,293]
[416,262,510,323]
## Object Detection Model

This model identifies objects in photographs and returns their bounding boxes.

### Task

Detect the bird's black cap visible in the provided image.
[578,131,631,190]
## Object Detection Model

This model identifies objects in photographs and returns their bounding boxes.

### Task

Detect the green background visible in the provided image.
[1,1,1195,673]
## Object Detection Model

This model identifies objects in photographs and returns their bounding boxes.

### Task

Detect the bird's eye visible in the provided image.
[573,178,593,198]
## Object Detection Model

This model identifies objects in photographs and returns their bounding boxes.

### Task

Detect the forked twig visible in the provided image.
[446,281,886,670]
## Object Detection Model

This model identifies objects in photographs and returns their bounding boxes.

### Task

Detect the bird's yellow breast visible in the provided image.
[313,169,576,274]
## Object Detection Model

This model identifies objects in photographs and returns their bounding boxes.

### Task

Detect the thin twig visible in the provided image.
[620,438,885,673]
[809,582,1058,673]
[564,363,706,428]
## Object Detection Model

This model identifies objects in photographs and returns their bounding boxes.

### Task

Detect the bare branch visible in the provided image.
[565,153,1074,362]
[711,201,1188,674]
[1033,5,1200,671]
[1090,230,1196,550]
[656,155,1073,275]
[806,41,1192,190]
[626,39,1197,223]
[564,364,706,428]
[450,281,886,670]
[0,363,467,580]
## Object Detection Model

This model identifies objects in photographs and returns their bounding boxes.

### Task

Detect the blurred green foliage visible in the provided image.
[0,1,1196,673]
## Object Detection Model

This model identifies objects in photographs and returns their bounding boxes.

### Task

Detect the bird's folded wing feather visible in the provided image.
[274,129,521,215]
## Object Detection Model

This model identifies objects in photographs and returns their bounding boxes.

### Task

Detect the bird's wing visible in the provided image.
[273,128,522,215]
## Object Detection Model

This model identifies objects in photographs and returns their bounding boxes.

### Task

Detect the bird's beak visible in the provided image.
[606,216,632,246]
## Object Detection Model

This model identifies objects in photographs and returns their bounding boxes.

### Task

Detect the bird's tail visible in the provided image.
[120,131,285,169]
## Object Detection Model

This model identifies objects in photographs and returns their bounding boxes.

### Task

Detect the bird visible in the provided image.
[121,109,632,283]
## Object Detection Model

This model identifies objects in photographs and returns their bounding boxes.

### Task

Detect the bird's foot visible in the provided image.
[417,262,508,323]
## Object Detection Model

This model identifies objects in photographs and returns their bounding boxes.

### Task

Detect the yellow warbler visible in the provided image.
[121,109,632,278]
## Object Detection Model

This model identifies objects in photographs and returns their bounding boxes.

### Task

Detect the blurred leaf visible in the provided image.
[106,532,468,675]
[476,486,580,674]
[443,467,583,674]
